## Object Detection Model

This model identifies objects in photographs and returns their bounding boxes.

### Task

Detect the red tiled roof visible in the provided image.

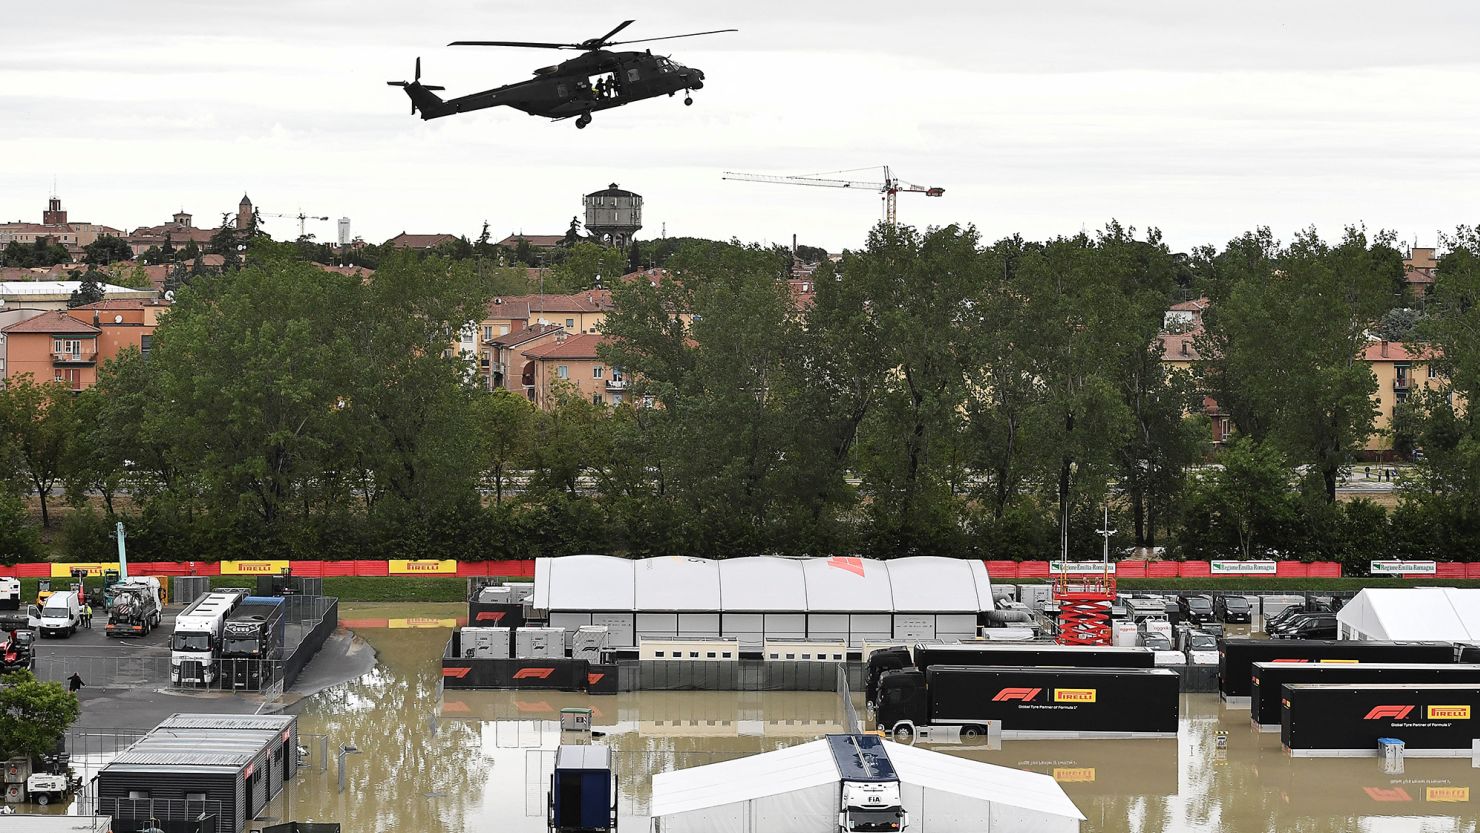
[488,323,563,348]
[493,291,613,314]
[496,234,564,249]
[1361,341,1436,362]
[1160,331,1201,361]
[2,310,100,335]
[522,333,610,360]
[386,233,458,249]
[71,298,168,310]
[1169,297,1210,312]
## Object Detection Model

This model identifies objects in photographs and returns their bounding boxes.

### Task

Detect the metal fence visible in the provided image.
[837,664,862,734]
[96,797,227,833]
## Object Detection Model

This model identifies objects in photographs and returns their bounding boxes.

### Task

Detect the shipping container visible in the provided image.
[1250,662,1480,729]
[549,745,615,833]
[637,637,739,661]
[876,665,1179,738]
[762,638,847,662]
[1282,682,1480,756]
[1218,638,1455,702]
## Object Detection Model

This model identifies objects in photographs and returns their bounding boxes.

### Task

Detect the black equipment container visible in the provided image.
[1218,638,1455,699]
[585,664,618,694]
[877,665,1179,737]
[1250,662,1480,728]
[468,602,526,630]
[441,656,590,691]
[911,643,1157,673]
[1282,682,1480,756]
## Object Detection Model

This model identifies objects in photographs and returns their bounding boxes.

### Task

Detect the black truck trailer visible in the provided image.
[1282,682,1480,756]
[875,665,1179,738]
[1218,638,1455,702]
[866,643,1156,706]
[1250,662,1480,730]
[220,596,287,691]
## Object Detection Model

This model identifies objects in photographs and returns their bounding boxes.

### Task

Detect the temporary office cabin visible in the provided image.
[534,555,995,649]
[96,713,297,833]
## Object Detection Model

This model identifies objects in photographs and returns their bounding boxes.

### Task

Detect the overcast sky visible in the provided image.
[3,1,1479,253]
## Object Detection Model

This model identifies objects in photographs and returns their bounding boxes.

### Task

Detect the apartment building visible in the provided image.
[1,299,168,390]
[522,333,630,408]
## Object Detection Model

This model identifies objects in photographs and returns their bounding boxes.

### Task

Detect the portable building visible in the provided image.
[651,734,1083,833]
[534,555,995,649]
[96,713,297,833]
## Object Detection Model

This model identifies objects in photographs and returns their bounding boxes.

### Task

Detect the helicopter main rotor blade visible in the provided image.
[587,20,635,48]
[448,40,577,49]
[605,28,738,47]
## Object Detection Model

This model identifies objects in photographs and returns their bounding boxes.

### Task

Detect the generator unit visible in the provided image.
[461,627,512,659]
[516,627,567,659]
[572,626,610,663]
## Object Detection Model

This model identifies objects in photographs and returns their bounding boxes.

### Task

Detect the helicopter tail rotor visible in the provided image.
[387,58,447,117]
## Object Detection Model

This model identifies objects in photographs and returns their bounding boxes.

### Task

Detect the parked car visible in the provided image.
[1178,629,1219,664]
[1178,595,1215,625]
[1139,630,1173,651]
[1263,604,1307,633]
[1214,595,1251,624]
[1273,613,1338,640]
[39,592,80,638]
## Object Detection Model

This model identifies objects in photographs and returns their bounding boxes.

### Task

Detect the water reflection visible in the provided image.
[268,606,1480,833]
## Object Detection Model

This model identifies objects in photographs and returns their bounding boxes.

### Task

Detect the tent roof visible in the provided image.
[651,737,1083,822]
[1337,587,1480,641]
[651,739,840,817]
[533,556,995,613]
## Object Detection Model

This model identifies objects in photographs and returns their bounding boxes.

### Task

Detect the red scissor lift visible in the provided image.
[1053,569,1116,646]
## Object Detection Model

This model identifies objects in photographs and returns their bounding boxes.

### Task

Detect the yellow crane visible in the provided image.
[722,165,944,226]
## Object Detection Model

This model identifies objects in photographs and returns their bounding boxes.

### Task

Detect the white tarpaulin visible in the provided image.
[651,738,1083,833]
[1337,588,1480,641]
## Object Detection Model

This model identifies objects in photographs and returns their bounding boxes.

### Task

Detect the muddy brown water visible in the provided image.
[52,603,1480,831]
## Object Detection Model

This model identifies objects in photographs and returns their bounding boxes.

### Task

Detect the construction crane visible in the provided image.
[721,165,944,226]
[261,211,331,239]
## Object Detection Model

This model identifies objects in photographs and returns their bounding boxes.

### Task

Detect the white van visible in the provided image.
[39,593,80,638]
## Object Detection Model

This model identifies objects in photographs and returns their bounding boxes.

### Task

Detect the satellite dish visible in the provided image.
[114,315,123,324]
[164,291,175,301]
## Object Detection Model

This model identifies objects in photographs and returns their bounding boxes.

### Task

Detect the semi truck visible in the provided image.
[866,642,1155,706]
[1218,638,1457,702]
[875,665,1180,738]
[829,734,908,833]
[170,588,249,686]
[0,578,18,611]
[104,578,162,638]
[1248,661,1480,730]
[219,596,287,690]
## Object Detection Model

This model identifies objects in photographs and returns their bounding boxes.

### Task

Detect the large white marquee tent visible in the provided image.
[1337,587,1480,641]
[650,737,1083,833]
[532,555,996,648]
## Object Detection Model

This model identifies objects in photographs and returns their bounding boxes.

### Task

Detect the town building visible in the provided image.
[495,232,565,251]
[0,195,123,260]
[522,332,628,408]
[1,298,168,390]
[484,322,564,395]
[125,209,220,256]
[386,232,459,250]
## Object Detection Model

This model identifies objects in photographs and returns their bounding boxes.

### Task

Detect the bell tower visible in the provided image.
[237,194,254,230]
[42,196,67,226]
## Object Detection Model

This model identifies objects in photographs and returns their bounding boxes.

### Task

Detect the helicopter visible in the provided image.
[388,20,736,129]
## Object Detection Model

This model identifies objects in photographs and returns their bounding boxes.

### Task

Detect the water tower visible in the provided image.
[583,183,642,248]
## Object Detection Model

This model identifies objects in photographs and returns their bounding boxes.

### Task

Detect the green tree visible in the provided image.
[1,241,28,268]
[1199,227,1399,500]
[551,242,628,292]
[0,492,39,564]
[473,390,535,504]
[67,268,106,308]
[0,671,80,761]
[1207,437,1292,559]
[82,234,132,266]
[0,375,76,528]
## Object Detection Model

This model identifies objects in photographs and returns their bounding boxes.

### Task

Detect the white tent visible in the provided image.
[651,738,1083,833]
[1337,587,1480,641]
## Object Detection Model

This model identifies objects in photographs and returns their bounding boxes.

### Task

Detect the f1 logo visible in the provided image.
[1363,705,1414,720]
[587,673,605,686]
[513,667,555,680]
[475,611,506,622]
[442,667,471,679]
[993,687,1042,702]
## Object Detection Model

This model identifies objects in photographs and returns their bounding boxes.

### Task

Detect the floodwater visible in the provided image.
[82,603,1480,832]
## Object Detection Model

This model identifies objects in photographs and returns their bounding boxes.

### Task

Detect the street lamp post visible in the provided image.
[337,744,360,794]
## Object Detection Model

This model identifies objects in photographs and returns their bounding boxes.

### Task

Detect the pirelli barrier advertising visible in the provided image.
[1282,682,1480,756]
[877,665,1179,737]
[442,657,591,691]
[1250,662,1480,729]
[1218,638,1456,699]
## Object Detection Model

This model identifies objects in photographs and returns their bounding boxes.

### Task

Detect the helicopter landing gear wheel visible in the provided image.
[576,113,592,129]
[684,95,693,106]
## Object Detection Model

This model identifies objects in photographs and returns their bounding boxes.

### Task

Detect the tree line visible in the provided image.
[0,223,1473,569]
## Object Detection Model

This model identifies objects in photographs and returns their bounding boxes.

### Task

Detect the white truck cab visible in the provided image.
[39,592,80,638]
[840,781,908,832]
[170,588,249,685]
